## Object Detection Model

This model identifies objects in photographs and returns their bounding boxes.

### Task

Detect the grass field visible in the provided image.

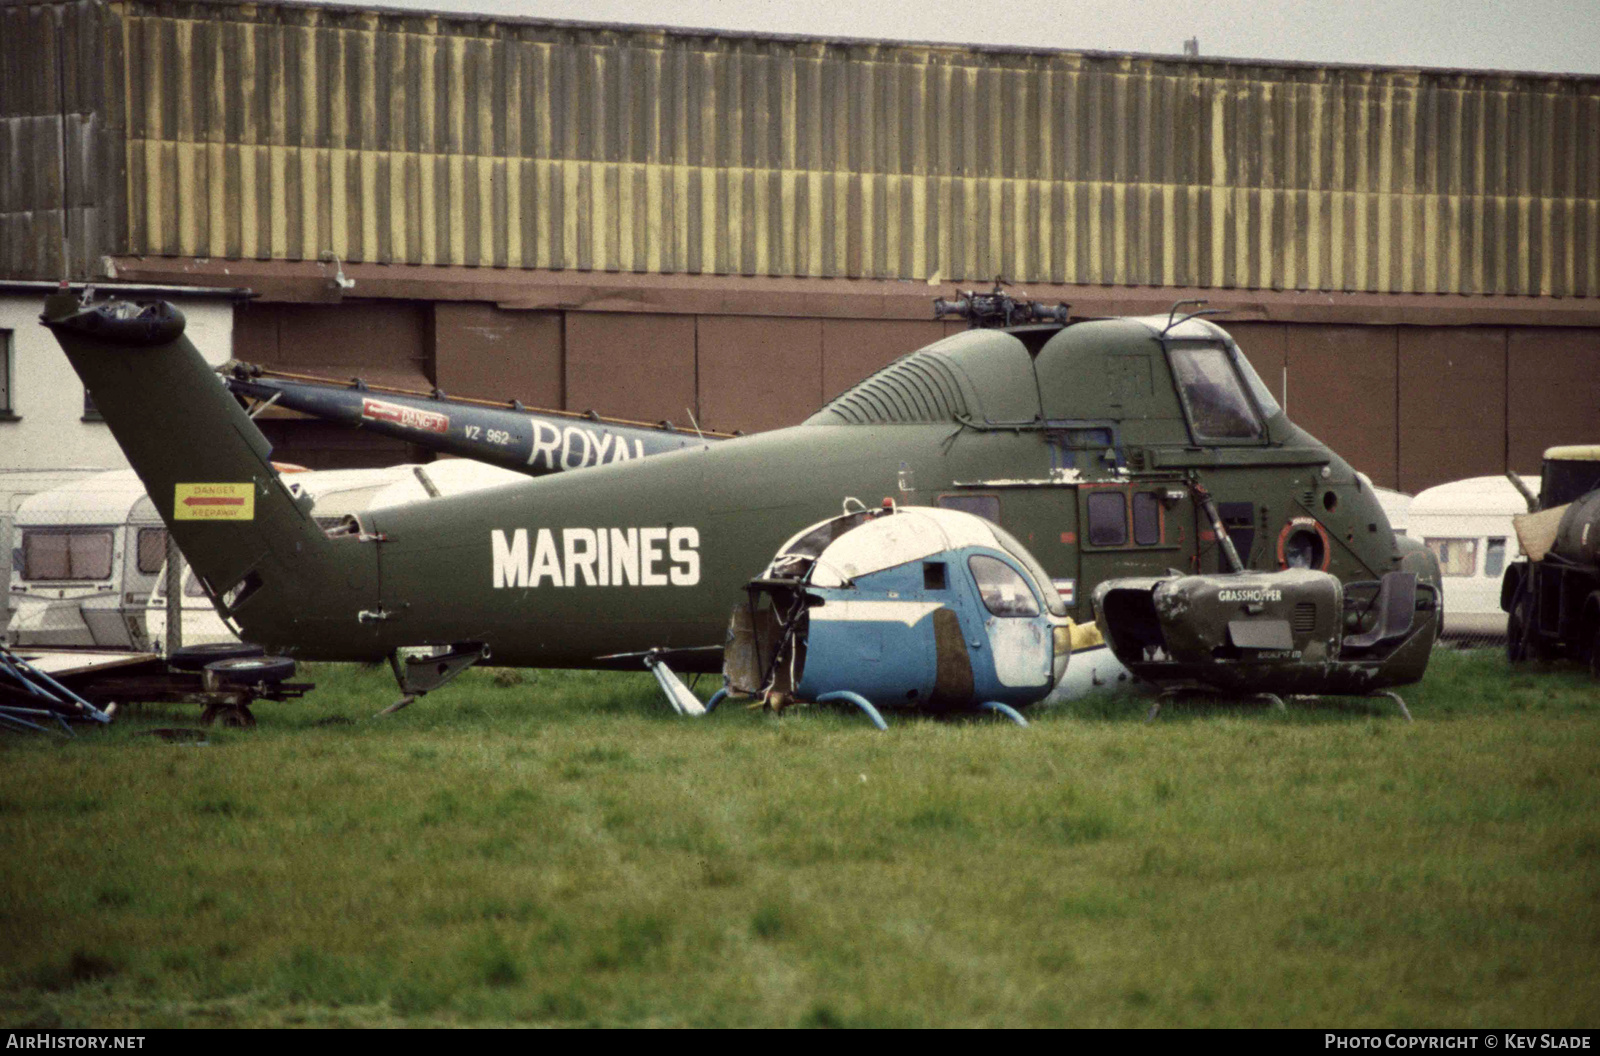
[1,648,1597,1028]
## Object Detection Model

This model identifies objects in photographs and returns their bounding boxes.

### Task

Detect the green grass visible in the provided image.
[1,649,1597,1027]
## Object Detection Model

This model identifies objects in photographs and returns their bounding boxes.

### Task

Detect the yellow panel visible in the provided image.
[174,483,255,521]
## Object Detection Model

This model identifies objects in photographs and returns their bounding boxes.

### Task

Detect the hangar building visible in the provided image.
[2,0,1597,488]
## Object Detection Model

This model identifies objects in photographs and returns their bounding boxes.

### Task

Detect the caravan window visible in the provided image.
[1170,346,1264,440]
[1484,538,1507,578]
[136,528,168,575]
[1424,537,1478,577]
[22,529,114,581]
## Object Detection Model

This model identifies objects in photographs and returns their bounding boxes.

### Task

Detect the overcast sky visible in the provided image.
[299,0,1600,76]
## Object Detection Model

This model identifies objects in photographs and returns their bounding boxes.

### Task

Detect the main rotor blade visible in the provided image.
[225,368,729,477]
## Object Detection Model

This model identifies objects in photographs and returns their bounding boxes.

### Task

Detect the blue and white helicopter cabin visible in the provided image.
[724,504,1077,725]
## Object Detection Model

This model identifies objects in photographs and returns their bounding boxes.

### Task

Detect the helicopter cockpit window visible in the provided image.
[968,554,1041,618]
[1234,346,1281,418]
[1170,345,1265,441]
[987,523,1068,616]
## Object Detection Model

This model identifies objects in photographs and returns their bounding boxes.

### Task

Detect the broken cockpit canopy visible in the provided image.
[764,504,1067,615]
[729,504,1071,721]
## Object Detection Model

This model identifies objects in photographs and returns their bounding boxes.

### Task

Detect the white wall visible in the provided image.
[0,292,236,472]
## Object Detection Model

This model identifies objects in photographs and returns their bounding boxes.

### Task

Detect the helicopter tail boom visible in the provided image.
[42,291,376,654]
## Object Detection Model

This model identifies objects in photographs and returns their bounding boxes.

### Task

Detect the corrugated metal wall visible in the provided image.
[4,0,1598,296]
[0,0,126,280]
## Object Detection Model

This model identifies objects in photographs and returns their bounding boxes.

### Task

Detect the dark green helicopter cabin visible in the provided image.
[804,312,1409,627]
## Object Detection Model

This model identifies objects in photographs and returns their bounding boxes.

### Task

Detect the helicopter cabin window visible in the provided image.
[781,510,878,561]
[1132,492,1162,546]
[968,555,1040,618]
[923,562,947,590]
[1087,491,1128,547]
[1424,537,1478,577]
[936,494,1001,524]
[1170,346,1264,441]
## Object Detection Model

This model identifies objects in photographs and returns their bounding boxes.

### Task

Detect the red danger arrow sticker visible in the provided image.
[174,483,255,520]
[361,397,449,434]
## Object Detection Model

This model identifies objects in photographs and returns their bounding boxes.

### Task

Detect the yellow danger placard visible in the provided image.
[174,483,255,521]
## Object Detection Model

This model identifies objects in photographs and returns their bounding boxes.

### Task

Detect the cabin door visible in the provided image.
[1076,480,1200,618]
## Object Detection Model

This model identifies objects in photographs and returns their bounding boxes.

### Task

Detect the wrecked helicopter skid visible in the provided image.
[224,366,729,477]
[1090,467,1441,717]
[45,289,1434,720]
[1093,566,1437,719]
[719,504,1080,728]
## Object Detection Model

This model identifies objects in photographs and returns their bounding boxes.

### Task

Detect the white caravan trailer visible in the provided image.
[1409,475,1540,639]
[2,469,103,635]
[6,471,167,649]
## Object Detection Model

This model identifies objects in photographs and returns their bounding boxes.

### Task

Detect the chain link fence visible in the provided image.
[2,473,237,656]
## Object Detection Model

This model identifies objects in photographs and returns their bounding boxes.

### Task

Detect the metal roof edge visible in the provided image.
[0,280,253,300]
[104,258,1600,328]
[73,0,1600,83]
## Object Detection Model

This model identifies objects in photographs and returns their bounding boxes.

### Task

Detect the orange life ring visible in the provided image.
[1276,516,1332,571]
